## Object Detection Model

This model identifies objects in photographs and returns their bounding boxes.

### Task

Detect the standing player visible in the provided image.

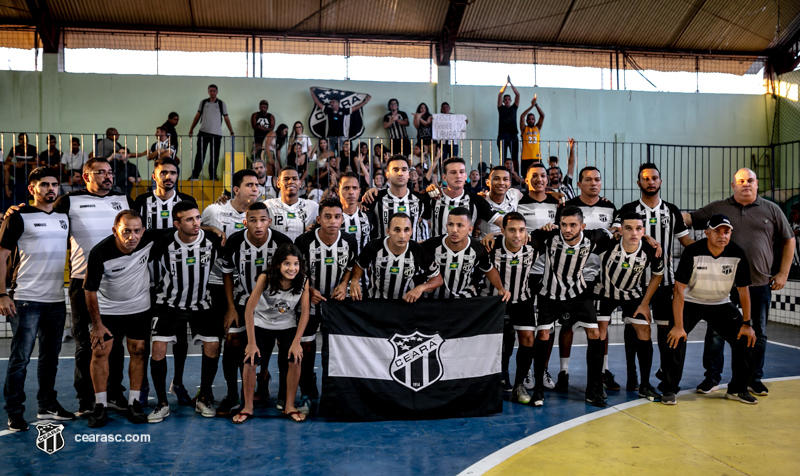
[350,214,443,301]
[518,96,545,176]
[480,212,539,404]
[218,201,291,420]
[265,166,319,241]
[201,169,261,416]
[424,157,496,238]
[1,168,73,431]
[337,171,375,254]
[361,155,431,242]
[148,201,223,422]
[423,207,509,300]
[594,213,664,401]
[295,199,357,410]
[612,163,692,390]
[662,215,756,405]
[556,166,617,392]
[478,166,522,237]
[133,157,196,404]
[83,211,157,426]
[533,206,614,407]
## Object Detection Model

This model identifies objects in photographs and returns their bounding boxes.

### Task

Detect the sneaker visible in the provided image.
[188,176,202,181]
[696,379,719,394]
[747,381,769,396]
[126,400,148,424]
[500,372,513,393]
[170,382,192,406]
[106,393,129,412]
[216,395,242,417]
[726,391,758,405]
[88,404,108,428]
[523,369,535,391]
[298,396,312,415]
[7,414,28,432]
[75,401,94,417]
[638,384,662,402]
[148,403,170,423]
[554,371,569,392]
[585,385,607,407]
[661,392,677,405]
[531,386,545,407]
[512,384,531,404]
[37,402,76,421]
[542,371,556,390]
[276,399,285,411]
[196,396,216,418]
[626,372,639,391]
[602,370,621,391]
[138,385,150,407]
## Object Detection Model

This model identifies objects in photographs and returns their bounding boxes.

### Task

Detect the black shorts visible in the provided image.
[506,300,539,332]
[100,310,151,342]
[528,274,543,307]
[650,285,675,326]
[152,305,219,345]
[210,284,246,335]
[243,326,297,366]
[301,312,321,342]
[596,296,646,324]
[539,292,598,330]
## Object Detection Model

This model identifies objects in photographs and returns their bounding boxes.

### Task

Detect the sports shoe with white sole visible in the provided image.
[196,396,216,417]
[523,369,535,391]
[725,391,758,405]
[512,384,531,404]
[696,379,719,394]
[148,403,170,423]
[542,370,556,390]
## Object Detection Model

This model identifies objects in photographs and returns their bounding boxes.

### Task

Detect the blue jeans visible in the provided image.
[703,285,770,384]
[3,300,67,415]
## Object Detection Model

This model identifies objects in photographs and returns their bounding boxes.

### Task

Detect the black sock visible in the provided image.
[533,338,549,387]
[501,320,515,376]
[299,341,318,398]
[151,358,168,405]
[637,339,654,388]
[200,354,219,397]
[222,343,242,398]
[172,339,189,386]
[624,324,638,375]
[586,339,604,387]
[514,344,534,387]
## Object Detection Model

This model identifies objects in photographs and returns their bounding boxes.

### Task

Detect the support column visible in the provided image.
[435,64,452,110]
[40,44,64,134]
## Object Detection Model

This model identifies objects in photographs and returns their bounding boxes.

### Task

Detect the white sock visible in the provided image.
[603,355,609,372]
[560,358,569,373]
[129,391,141,405]
[95,392,107,407]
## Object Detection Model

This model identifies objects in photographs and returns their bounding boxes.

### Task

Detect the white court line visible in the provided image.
[458,376,800,476]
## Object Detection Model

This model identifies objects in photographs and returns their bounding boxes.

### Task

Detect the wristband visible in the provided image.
[742,320,752,327]
[0,293,9,298]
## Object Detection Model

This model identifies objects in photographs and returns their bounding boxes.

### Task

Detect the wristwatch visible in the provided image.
[742,320,752,327]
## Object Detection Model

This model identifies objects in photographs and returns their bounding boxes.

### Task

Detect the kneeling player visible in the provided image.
[593,213,664,401]
[240,244,311,423]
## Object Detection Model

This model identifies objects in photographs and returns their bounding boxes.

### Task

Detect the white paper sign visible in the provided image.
[432,114,467,140]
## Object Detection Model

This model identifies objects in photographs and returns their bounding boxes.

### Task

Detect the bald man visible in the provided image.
[683,168,795,397]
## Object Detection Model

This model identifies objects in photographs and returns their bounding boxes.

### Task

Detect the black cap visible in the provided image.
[708,214,733,230]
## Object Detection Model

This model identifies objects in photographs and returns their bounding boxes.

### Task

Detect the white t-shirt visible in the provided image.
[61,150,88,171]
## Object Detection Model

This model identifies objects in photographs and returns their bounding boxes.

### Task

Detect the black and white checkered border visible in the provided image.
[771,294,800,313]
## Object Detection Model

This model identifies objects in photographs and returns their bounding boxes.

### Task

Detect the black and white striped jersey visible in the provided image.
[258,176,277,201]
[533,228,613,300]
[517,194,560,275]
[480,235,537,303]
[218,229,292,306]
[556,174,575,201]
[479,188,523,236]
[134,191,196,231]
[0,207,69,303]
[422,236,492,299]
[83,231,160,315]
[341,209,376,254]
[560,196,616,282]
[264,198,319,241]
[53,190,135,280]
[201,202,247,285]
[295,229,357,315]
[366,189,431,242]
[593,239,664,300]
[675,239,751,305]
[356,238,439,300]
[153,230,222,311]
[613,198,688,286]
[425,190,495,237]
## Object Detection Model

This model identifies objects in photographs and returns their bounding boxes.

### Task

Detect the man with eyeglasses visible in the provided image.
[682,168,795,397]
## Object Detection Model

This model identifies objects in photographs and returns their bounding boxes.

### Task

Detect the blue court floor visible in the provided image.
[2,323,799,475]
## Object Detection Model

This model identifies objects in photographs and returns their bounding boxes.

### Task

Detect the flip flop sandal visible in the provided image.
[282,411,307,423]
[232,412,253,424]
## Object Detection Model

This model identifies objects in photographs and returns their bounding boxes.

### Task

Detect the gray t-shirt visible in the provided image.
[690,195,793,286]
[198,98,228,136]
[94,138,121,159]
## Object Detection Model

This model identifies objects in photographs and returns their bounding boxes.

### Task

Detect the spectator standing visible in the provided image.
[383,98,411,156]
[439,102,467,159]
[413,103,434,154]
[497,76,521,166]
[90,128,121,160]
[309,88,371,153]
[264,124,289,175]
[160,112,180,150]
[251,100,275,157]
[519,96,545,176]
[188,84,235,181]
[147,127,178,164]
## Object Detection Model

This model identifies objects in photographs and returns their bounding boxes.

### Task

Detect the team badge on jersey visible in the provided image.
[35,422,65,455]
[59,220,68,230]
[111,202,123,211]
[389,331,444,392]
[721,265,733,275]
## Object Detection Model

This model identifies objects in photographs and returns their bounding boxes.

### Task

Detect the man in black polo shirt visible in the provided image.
[662,215,756,405]
[310,88,371,152]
